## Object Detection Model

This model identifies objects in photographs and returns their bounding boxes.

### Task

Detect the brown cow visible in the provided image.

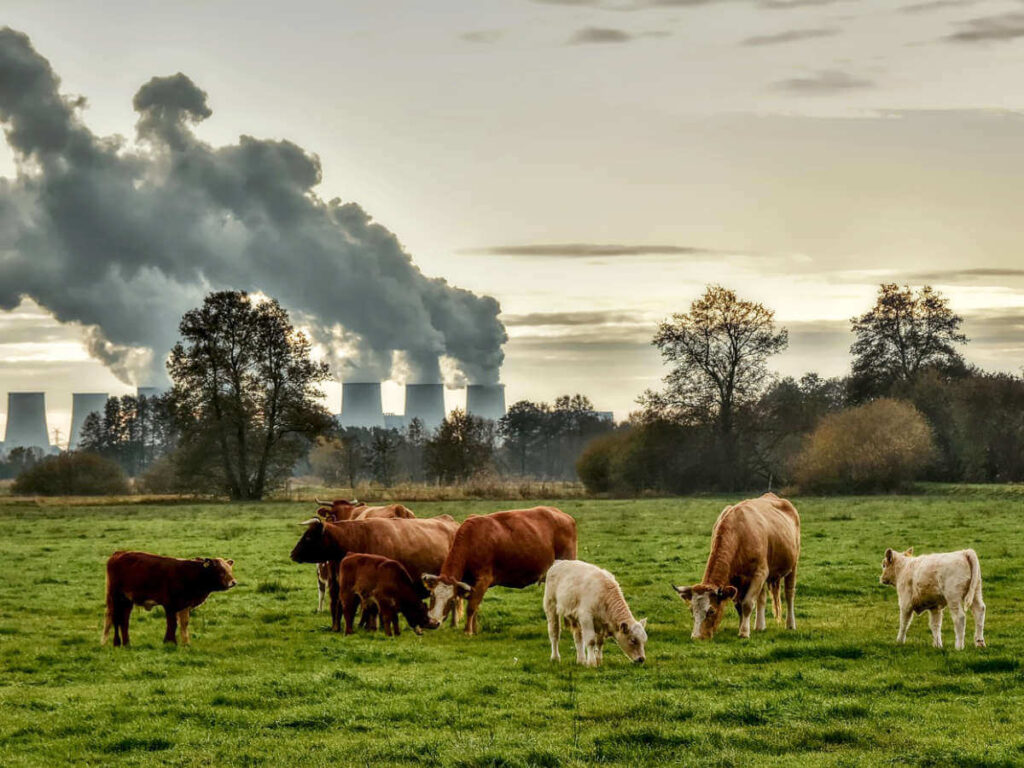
[313,501,416,612]
[102,551,237,647]
[673,493,800,640]
[339,554,438,636]
[290,516,458,632]
[422,506,578,635]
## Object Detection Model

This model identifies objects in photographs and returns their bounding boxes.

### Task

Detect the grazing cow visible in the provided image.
[102,551,237,647]
[544,560,647,667]
[313,501,416,612]
[673,493,800,640]
[879,547,986,650]
[290,516,458,632]
[339,554,438,636]
[422,506,578,635]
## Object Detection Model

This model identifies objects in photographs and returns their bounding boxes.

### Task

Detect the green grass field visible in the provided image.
[1,492,1022,767]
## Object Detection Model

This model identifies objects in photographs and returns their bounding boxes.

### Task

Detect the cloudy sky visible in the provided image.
[3,0,1024,440]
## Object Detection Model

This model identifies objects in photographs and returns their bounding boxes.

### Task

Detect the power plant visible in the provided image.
[3,392,50,450]
[466,384,506,423]
[340,382,386,429]
[403,384,446,430]
[69,393,109,449]
[136,386,163,399]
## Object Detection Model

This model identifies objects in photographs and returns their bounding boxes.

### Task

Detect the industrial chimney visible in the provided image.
[340,382,385,429]
[465,384,506,422]
[404,384,445,431]
[70,393,109,449]
[136,386,162,399]
[4,392,50,450]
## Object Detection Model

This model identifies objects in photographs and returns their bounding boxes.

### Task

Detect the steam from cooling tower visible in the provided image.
[0,28,506,387]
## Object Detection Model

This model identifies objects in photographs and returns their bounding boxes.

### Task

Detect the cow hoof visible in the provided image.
[976,639,986,648]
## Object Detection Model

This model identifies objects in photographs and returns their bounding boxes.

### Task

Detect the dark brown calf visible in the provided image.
[339,554,438,636]
[102,551,236,646]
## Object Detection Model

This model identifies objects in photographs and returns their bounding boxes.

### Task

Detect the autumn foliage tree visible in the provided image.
[167,291,333,500]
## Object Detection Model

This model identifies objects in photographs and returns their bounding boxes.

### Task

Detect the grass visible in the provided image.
[0,493,1022,766]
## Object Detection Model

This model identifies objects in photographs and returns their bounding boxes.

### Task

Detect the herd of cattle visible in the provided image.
[101,493,988,663]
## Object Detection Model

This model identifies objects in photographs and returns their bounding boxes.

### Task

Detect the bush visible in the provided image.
[13,452,130,496]
[137,455,187,494]
[793,398,934,493]
[576,432,627,493]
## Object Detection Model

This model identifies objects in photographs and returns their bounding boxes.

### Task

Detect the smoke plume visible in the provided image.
[0,28,506,386]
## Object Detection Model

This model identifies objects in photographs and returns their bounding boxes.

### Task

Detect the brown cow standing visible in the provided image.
[290,516,458,632]
[339,554,438,636]
[312,501,416,613]
[102,551,237,647]
[422,506,578,635]
[673,493,800,640]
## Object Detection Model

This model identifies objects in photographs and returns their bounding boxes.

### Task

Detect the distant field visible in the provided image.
[1,493,1021,767]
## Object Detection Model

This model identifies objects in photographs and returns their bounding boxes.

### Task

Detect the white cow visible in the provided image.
[544,560,647,667]
[879,547,986,650]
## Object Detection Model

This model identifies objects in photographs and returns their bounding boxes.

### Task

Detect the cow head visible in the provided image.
[612,618,648,664]
[879,547,913,586]
[401,597,441,635]
[422,574,472,625]
[290,519,334,563]
[200,558,237,590]
[673,584,738,640]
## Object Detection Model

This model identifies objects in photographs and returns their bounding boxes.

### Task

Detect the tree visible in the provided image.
[167,291,333,500]
[13,452,129,496]
[641,285,788,486]
[498,400,550,476]
[79,394,174,476]
[850,284,967,400]
[425,409,494,483]
[368,428,401,486]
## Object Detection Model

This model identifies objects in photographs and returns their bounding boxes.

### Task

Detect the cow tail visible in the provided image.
[963,549,982,607]
[102,573,114,645]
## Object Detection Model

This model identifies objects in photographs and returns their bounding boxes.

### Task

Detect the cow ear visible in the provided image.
[639,617,648,629]
[227,559,234,566]
[456,581,472,598]
[422,574,440,589]
[719,586,738,601]
[885,548,894,563]
[203,558,212,568]
[673,585,693,602]
[619,621,630,634]
[904,547,914,556]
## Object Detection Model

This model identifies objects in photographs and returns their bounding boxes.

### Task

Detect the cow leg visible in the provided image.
[755,585,768,632]
[896,603,914,644]
[569,619,585,664]
[113,597,130,647]
[342,593,359,635]
[464,579,491,636]
[581,621,599,667]
[452,596,464,627]
[595,636,605,666]
[164,609,179,644]
[784,571,797,630]
[928,608,943,649]
[951,602,967,651]
[178,609,191,645]
[972,588,986,648]
[317,575,326,613]
[361,603,379,631]
[739,572,766,638]
[120,601,133,647]
[329,569,342,632]
[546,608,561,662]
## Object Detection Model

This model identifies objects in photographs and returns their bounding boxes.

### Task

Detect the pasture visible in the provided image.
[1,491,1022,767]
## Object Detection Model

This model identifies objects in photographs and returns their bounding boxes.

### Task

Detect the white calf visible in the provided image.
[879,547,986,650]
[544,560,647,667]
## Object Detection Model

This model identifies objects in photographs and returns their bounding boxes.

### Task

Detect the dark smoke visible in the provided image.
[0,28,506,386]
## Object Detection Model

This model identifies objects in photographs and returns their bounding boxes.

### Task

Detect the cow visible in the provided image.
[673,493,800,640]
[544,560,647,667]
[879,547,986,650]
[422,506,578,635]
[312,501,416,612]
[290,516,458,632]
[339,553,438,636]
[102,551,237,647]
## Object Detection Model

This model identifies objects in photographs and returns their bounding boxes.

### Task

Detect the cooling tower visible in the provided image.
[4,392,50,449]
[341,382,385,429]
[136,386,162,399]
[70,393,109,449]
[465,384,506,422]
[404,384,446,430]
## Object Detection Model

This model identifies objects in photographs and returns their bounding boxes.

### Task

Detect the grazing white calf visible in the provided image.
[879,547,986,650]
[544,560,647,667]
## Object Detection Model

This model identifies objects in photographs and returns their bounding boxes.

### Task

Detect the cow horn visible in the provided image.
[298,518,322,526]
[314,498,329,506]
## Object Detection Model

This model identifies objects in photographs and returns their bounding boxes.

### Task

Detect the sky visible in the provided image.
[2,0,1024,441]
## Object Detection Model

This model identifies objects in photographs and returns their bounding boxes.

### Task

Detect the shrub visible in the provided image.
[576,431,626,493]
[793,398,934,493]
[137,455,187,494]
[13,452,130,496]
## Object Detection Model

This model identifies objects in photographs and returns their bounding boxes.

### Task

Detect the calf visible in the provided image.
[879,547,986,650]
[339,554,438,636]
[673,493,800,640]
[544,560,647,667]
[422,506,578,635]
[102,551,237,647]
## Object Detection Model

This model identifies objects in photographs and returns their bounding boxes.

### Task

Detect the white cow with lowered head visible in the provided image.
[544,560,647,667]
[879,547,986,650]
